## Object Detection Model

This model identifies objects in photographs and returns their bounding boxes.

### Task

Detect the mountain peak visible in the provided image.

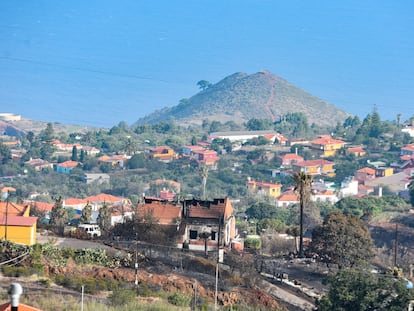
[137,71,350,126]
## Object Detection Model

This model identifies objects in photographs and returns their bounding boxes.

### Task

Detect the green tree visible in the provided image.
[39,122,55,142]
[246,202,277,220]
[79,203,92,224]
[197,80,212,90]
[97,203,112,235]
[71,146,78,161]
[409,176,414,207]
[49,197,69,235]
[316,269,414,310]
[0,143,12,164]
[246,118,273,131]
[292,172,312,257]
[310,211,374,268]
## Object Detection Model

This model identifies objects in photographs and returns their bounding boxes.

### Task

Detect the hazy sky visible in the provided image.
[0,1,413,127]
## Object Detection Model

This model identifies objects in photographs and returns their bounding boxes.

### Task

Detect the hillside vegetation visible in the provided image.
[137,70,350,127]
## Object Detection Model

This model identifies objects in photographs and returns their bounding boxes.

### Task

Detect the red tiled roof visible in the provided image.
[0,302,43,311]
[139,200,182,225]
[279,153,303,160]
[64,198,88,205]
[1,187,16,193]
[402,144,414,152]
[0,202,28,216]
[294,159,334,167]
[357,167,376,175]
[0,215,37,226]
[187,198,233,220]
[347,147,365,153]
[85,193,125,203]
[57,161,80,168]
[277,192,298,201]
[311,135,345,145]
[246,180,282,188]
[400,155,414,161]
[31,201,54,212]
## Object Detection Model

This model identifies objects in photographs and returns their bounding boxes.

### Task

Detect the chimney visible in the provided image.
[9,283,23,311]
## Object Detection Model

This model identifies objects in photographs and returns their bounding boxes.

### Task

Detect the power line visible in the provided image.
[0,56,187,85]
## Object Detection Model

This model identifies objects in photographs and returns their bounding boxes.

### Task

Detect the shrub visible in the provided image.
[109,288,136,306]
[244,237,261,250]
[167,292,191,307]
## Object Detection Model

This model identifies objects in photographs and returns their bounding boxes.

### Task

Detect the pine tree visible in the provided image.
[49,196,69,235]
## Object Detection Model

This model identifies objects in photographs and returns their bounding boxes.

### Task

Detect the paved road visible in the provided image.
[36,232,115,251]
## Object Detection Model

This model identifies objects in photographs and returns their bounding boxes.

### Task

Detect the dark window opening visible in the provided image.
[189,230,198,239]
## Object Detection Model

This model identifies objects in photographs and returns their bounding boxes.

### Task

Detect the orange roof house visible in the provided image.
[292,159,336,177]
[146,146,177,162]
[311,135,346,157]
[401,143,414,156]
[190,149,220,167]
[246,179,282,198]
[275,192,299,207]
[98,154,129,168]
[346,147,366,157]
[0,202,37,245]
[56,161,80,174]
[0,202,30,217]
[354,167,376,184]
[278,153,304,167]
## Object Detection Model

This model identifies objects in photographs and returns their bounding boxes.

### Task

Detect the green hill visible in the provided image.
[137,70,351,126]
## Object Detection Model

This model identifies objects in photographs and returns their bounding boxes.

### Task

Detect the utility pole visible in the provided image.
[394,223,398,267]
[5,191,10,241]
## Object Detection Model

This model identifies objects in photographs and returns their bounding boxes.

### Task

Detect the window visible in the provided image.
[211,231,216,241]
[189,230,198,239]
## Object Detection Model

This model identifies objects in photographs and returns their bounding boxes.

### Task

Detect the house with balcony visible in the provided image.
[346,146,366,157]
[310,135,346,157]
[246,179,282,198]
[292,159,336,177]
[146,146,177,162]
[278,153,304,168]
[98,154,129,168]
[190,149,220,168]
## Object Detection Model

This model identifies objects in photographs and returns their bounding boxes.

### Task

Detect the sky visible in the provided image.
[0,1,413,128]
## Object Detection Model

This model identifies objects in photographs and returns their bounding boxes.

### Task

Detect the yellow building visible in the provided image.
[246,180,282,198]
[375,167,394,177]
[311,135,346,157]
[0,202,37,245]
[293,159,336,177]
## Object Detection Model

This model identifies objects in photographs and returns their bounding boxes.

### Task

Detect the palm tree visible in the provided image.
[200,165,209,200]
[292,172,312,257]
